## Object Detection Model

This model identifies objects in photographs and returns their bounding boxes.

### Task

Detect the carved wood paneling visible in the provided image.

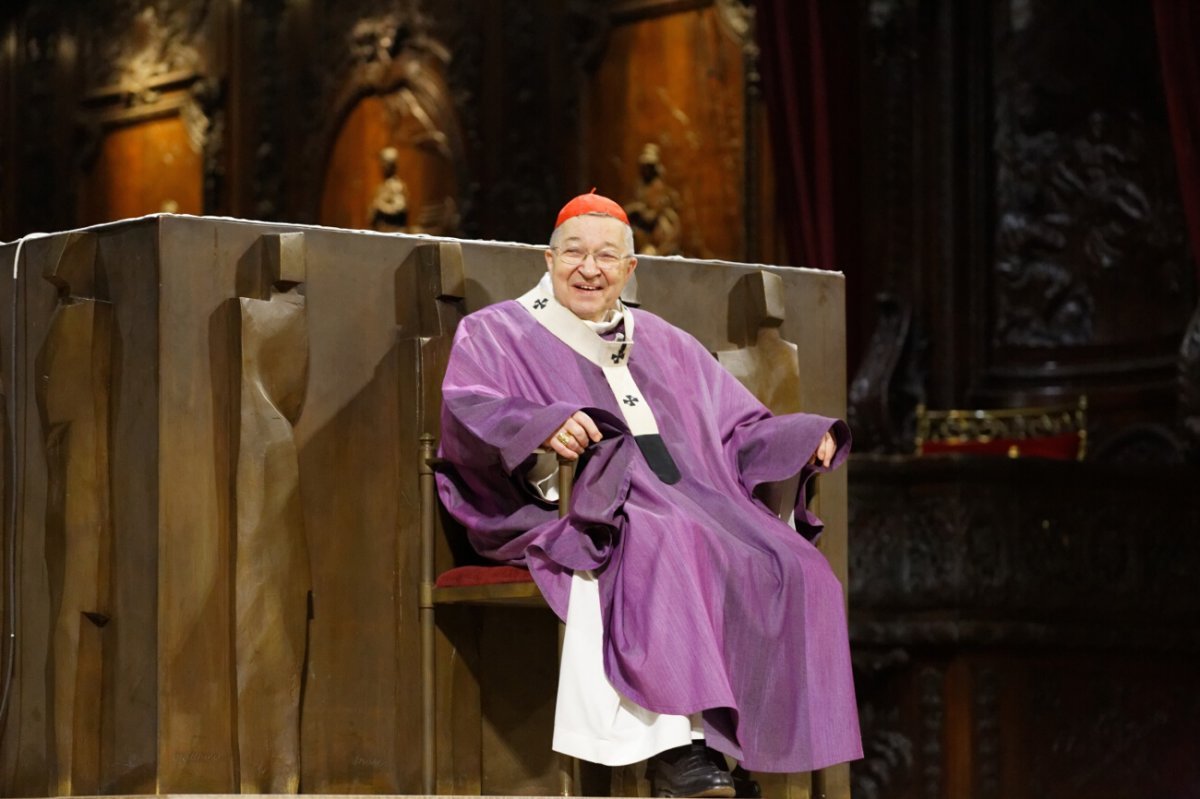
[582,3,745,261]
[849,453,1200,799]
[286,0,465,233]
[427,0,483,237]
[78,0,207,94]
[860,0,920,298]
[849,648,917,799]
[70,0,218,224]
[987,2,1191,372]
[848,294,926,453]
[849,456,1200,630]
[917,665,943,799]
[850,0,929,448]
[1020,658,1200,798]
[233,0,287,221]
[972,664,1000,799]
[852,0,1196,454]
[317,91,459,234]
[473,0,571,244]
[76,116,204,224]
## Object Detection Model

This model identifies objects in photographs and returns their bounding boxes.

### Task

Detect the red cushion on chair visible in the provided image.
[434,565,535,588]
[919,432,1082,460]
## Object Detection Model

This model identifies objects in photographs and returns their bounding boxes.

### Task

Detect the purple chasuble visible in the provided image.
[436,298,862,773]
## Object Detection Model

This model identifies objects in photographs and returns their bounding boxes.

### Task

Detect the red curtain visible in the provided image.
[1153,0,1200,279]
[756,0,837,271]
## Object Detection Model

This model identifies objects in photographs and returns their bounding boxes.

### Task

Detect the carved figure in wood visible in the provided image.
[89,4,204,102]
[35,232,113,796]
[625,143,683,256]
[227,232,311,793]
[369,146,410,232]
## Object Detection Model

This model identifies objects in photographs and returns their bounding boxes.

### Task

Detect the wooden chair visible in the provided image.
[400,239,582,795]
[915,395,1088,460]
[418,436,577,796]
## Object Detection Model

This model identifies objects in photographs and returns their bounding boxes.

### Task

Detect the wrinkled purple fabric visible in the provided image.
[436,300,862,772]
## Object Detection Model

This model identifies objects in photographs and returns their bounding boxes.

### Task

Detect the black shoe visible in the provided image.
[730,765,762,798]
[647,742,736,798]
[703,748,761,799]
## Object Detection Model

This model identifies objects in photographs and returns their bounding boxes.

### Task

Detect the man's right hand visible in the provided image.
[544,410,602,460]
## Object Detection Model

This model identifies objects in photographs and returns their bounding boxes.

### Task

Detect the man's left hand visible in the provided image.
[810,431,836,468]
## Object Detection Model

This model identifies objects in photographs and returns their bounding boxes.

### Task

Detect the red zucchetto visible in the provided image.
[554,189,629,228]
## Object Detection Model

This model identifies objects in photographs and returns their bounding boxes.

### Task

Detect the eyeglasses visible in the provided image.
[552,246,630,270]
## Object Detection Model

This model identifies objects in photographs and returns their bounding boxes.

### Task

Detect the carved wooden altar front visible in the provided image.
[0,215,850,797]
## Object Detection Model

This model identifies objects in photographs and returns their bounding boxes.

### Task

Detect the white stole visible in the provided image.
[517,273,661,437]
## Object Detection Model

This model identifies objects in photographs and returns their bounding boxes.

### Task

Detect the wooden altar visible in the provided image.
[0,215,850,798]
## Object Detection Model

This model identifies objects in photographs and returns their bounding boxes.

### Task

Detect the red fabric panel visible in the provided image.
[757,0,836,271]
[919,432,1082,461]
[434,564,534,588]
[1153,0,1200,281]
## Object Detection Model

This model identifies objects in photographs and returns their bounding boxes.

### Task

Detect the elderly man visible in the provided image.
[436,192,861,797]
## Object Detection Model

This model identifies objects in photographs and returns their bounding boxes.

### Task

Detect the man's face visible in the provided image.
[544,214,637,322]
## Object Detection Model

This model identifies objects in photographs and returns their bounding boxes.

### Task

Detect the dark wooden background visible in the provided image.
[0,1,1197,797]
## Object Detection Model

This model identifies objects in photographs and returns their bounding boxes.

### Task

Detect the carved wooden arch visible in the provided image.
[72,1,220,221]
[307,25,467,229]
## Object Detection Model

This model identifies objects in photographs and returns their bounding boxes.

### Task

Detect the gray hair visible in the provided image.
[549,212,635,254]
